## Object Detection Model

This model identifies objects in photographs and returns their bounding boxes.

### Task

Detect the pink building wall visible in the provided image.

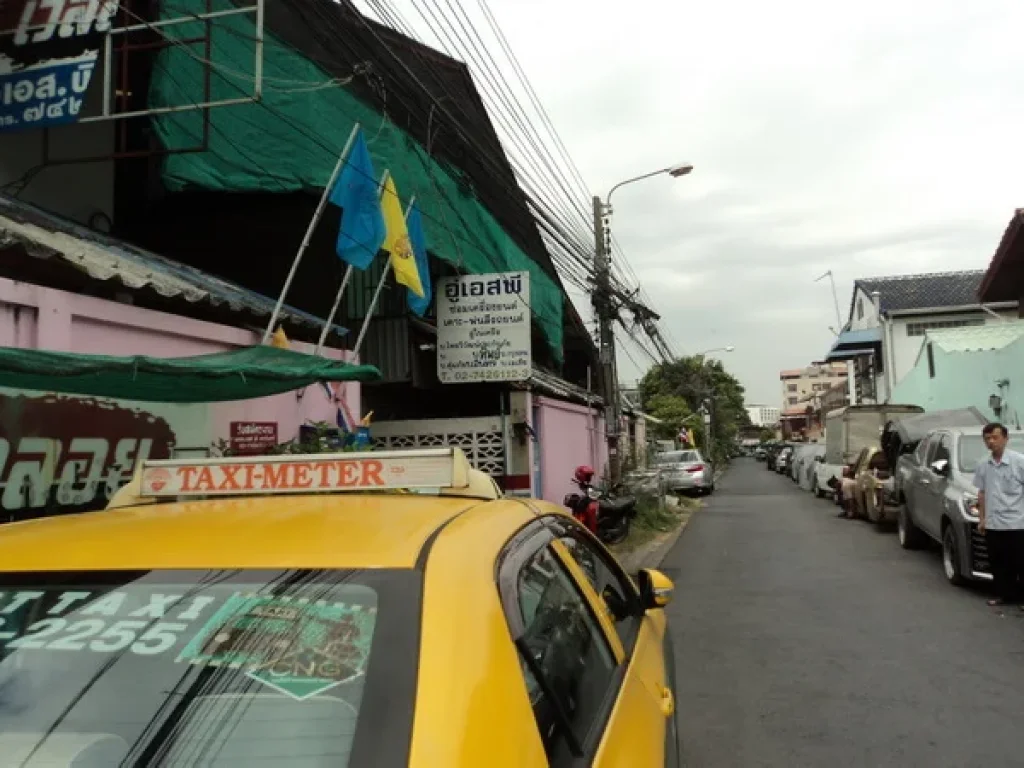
[0,277,360,444]
[533,395,607,506]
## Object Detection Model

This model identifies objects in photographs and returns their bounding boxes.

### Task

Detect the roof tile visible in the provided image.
[855,270,986,313]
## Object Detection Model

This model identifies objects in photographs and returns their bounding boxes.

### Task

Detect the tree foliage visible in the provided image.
[645,394,699,442]
[639,356,749,462]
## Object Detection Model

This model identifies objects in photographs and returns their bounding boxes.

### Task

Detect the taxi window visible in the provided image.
[0,568,418,768]
[559,536,640,653]
[517,546,617,760]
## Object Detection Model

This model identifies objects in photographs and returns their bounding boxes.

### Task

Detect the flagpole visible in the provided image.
[351,194,415,360]
[314,169,392,357]
[262,123,361,344]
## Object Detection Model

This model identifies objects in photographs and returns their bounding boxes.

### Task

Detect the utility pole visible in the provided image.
[593,195,622,483]
[591,162,693,483]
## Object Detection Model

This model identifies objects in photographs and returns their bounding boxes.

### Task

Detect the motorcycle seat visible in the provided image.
[599,497,635,514]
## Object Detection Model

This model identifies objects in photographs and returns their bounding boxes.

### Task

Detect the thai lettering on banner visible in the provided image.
[0,0,121,132]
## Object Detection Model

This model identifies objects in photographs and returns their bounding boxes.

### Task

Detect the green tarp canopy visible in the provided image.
[0,346,380,403]
[147,0,564,360]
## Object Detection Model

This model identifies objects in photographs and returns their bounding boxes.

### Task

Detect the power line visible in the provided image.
[126,0,671,359]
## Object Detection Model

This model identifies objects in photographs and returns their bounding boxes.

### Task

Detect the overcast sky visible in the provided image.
[361,0,1024,405]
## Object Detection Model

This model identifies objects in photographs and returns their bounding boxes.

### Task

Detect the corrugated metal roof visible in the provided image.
[528,367,603,406]
[0,194,347,338]
[928,322,1024,353]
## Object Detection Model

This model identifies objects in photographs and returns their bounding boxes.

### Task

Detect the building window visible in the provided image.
[787,384,797,392]
[857,298,864,320]
[788,397,798,405]
[907,319,984,337]
[927,342,935,378]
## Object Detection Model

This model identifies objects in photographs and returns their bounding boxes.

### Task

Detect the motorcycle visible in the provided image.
[563,465,638,545]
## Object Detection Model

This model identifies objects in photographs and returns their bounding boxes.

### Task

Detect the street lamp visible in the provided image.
[698,345,735,358]
[605,163,694,208]
[594,162,695,483]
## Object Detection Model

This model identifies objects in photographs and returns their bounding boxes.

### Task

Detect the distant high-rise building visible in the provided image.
[746,405,781,427]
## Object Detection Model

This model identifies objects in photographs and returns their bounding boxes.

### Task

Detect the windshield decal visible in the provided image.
[177,594,377,701]
[0,590,218,653]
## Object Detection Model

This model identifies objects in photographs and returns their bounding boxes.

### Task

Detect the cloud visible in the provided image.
[363,0,1024,403]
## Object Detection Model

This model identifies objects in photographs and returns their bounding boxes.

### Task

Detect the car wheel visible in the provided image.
[898,504,925,550]
[942,523,966,586]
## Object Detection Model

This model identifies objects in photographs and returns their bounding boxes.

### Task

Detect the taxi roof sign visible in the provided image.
[135,448,472,499]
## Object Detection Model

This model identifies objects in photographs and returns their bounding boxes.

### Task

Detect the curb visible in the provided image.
[618,520,689,574]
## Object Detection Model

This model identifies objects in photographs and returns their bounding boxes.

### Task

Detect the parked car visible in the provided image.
[799,445,826,492]
[899,427,1024,586]
[775,446,795,475]
[882,408,988,520]
[654,449,715,495]
[819,404,924,499]
[852,446,894,525]
[754,446,767,461]
[790,444,819,484]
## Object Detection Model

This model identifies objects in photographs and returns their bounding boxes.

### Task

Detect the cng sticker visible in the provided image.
[177,593,377,700]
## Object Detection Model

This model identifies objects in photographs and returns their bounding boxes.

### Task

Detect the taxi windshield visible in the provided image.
[0,568,419,768]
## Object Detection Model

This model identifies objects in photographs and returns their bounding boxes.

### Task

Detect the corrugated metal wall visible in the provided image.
[343,252,443,383]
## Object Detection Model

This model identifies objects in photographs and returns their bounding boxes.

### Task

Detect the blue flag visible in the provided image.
[406,204,432,316]
[328,130,385,269]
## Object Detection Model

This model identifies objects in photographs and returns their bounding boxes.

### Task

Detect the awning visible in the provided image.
[0,194,348,341]
[0,346,380,403]
[825,327,882,362]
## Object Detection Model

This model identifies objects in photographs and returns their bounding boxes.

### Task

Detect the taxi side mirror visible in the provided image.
[637,568,674,610]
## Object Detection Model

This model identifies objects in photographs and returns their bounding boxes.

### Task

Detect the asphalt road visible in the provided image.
[662,458,1024,768]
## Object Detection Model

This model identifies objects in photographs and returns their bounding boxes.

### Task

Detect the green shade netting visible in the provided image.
[0,346,381,402]
[147,0,564,361]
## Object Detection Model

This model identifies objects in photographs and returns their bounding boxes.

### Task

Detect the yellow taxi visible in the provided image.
[0,448,680,767]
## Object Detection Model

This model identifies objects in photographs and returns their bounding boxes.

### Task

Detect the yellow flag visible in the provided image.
[381,176,425,298]
[270,326,290,349]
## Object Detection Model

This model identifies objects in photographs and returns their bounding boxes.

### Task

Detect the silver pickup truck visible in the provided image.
[882,408,987,516]
[898,424,1021,587]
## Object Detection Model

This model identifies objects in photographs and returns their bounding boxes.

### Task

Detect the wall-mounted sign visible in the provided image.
[436,271,531,384]
[0,0,120,133]
[0,387,208,516]
[229,421,278,455]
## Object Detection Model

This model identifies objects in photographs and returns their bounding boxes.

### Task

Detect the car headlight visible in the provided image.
[961,495,980,522]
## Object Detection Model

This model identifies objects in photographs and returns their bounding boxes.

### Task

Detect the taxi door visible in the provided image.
[548,532,677,767]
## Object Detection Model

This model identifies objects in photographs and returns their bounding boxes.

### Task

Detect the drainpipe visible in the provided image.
[871,290,890,403]
[884,312,898,401]
[847,359,858,406]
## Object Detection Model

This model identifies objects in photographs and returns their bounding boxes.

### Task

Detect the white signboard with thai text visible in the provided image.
[436,271,531,384]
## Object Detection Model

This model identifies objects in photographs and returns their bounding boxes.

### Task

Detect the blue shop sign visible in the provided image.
[0,0,119,133]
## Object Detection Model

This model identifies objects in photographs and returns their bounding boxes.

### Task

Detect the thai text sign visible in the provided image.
[0,388,207,514]
[139,451,457,497]
[0,0,119,132]
[229,421,278,455]
[436,271,531,383]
